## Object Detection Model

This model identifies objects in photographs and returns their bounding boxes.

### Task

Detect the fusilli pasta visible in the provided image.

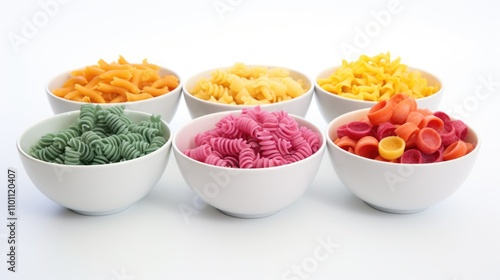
[30,104,167,165]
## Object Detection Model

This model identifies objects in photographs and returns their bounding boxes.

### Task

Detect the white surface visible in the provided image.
[1,0,499,279]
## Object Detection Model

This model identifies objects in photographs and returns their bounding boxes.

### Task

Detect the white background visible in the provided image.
[1,0,500,279]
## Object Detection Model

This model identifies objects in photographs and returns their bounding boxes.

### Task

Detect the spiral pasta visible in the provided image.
[190,63,308,105]
[30,104,167,165]
[184,106,321,168]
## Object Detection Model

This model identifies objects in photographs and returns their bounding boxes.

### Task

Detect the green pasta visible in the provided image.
[30,104,167,165]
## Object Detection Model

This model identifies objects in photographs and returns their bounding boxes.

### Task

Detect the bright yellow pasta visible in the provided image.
[317,52,440,101]
[53,56,180,103]
[190,63,308,105]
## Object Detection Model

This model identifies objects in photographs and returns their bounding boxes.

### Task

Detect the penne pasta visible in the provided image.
[52,56,179,103]
[75,84,105,103]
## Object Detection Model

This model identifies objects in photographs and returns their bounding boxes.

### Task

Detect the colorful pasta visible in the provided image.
[317,52,440,101]
[52,56,180,103]
[190,63,308,105]
[332,94,475,163]
[184,106,321,168]
[30,104,167,165]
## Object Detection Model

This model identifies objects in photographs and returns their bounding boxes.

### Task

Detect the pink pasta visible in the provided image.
[184,106,321,168]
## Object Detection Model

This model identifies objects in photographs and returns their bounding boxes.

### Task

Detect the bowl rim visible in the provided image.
[17,109,173,168]
[45,66,183,106]
[326,108,481,167]
[314,65,444,104]
[181,64,314,108]
[173,109,327,171]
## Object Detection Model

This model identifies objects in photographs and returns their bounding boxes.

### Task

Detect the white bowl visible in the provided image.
[46,67,182,123]
[315,66,444,123]
[183,65,314,119]
[17,110,172,215]
[172,110,326,218]
[326,108,480,214]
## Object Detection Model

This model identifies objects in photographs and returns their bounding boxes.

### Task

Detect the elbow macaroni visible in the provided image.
[317,52,440,101]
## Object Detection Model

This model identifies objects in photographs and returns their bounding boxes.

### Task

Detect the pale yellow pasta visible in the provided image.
[317,52,440,101]
[210,69,231,87]
[228,75,245,93]
[269,80,287,98]
[191,63,307,105]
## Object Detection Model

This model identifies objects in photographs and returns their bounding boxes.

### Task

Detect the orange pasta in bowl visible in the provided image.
[46,56,183,123]
[51,56,180,103]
